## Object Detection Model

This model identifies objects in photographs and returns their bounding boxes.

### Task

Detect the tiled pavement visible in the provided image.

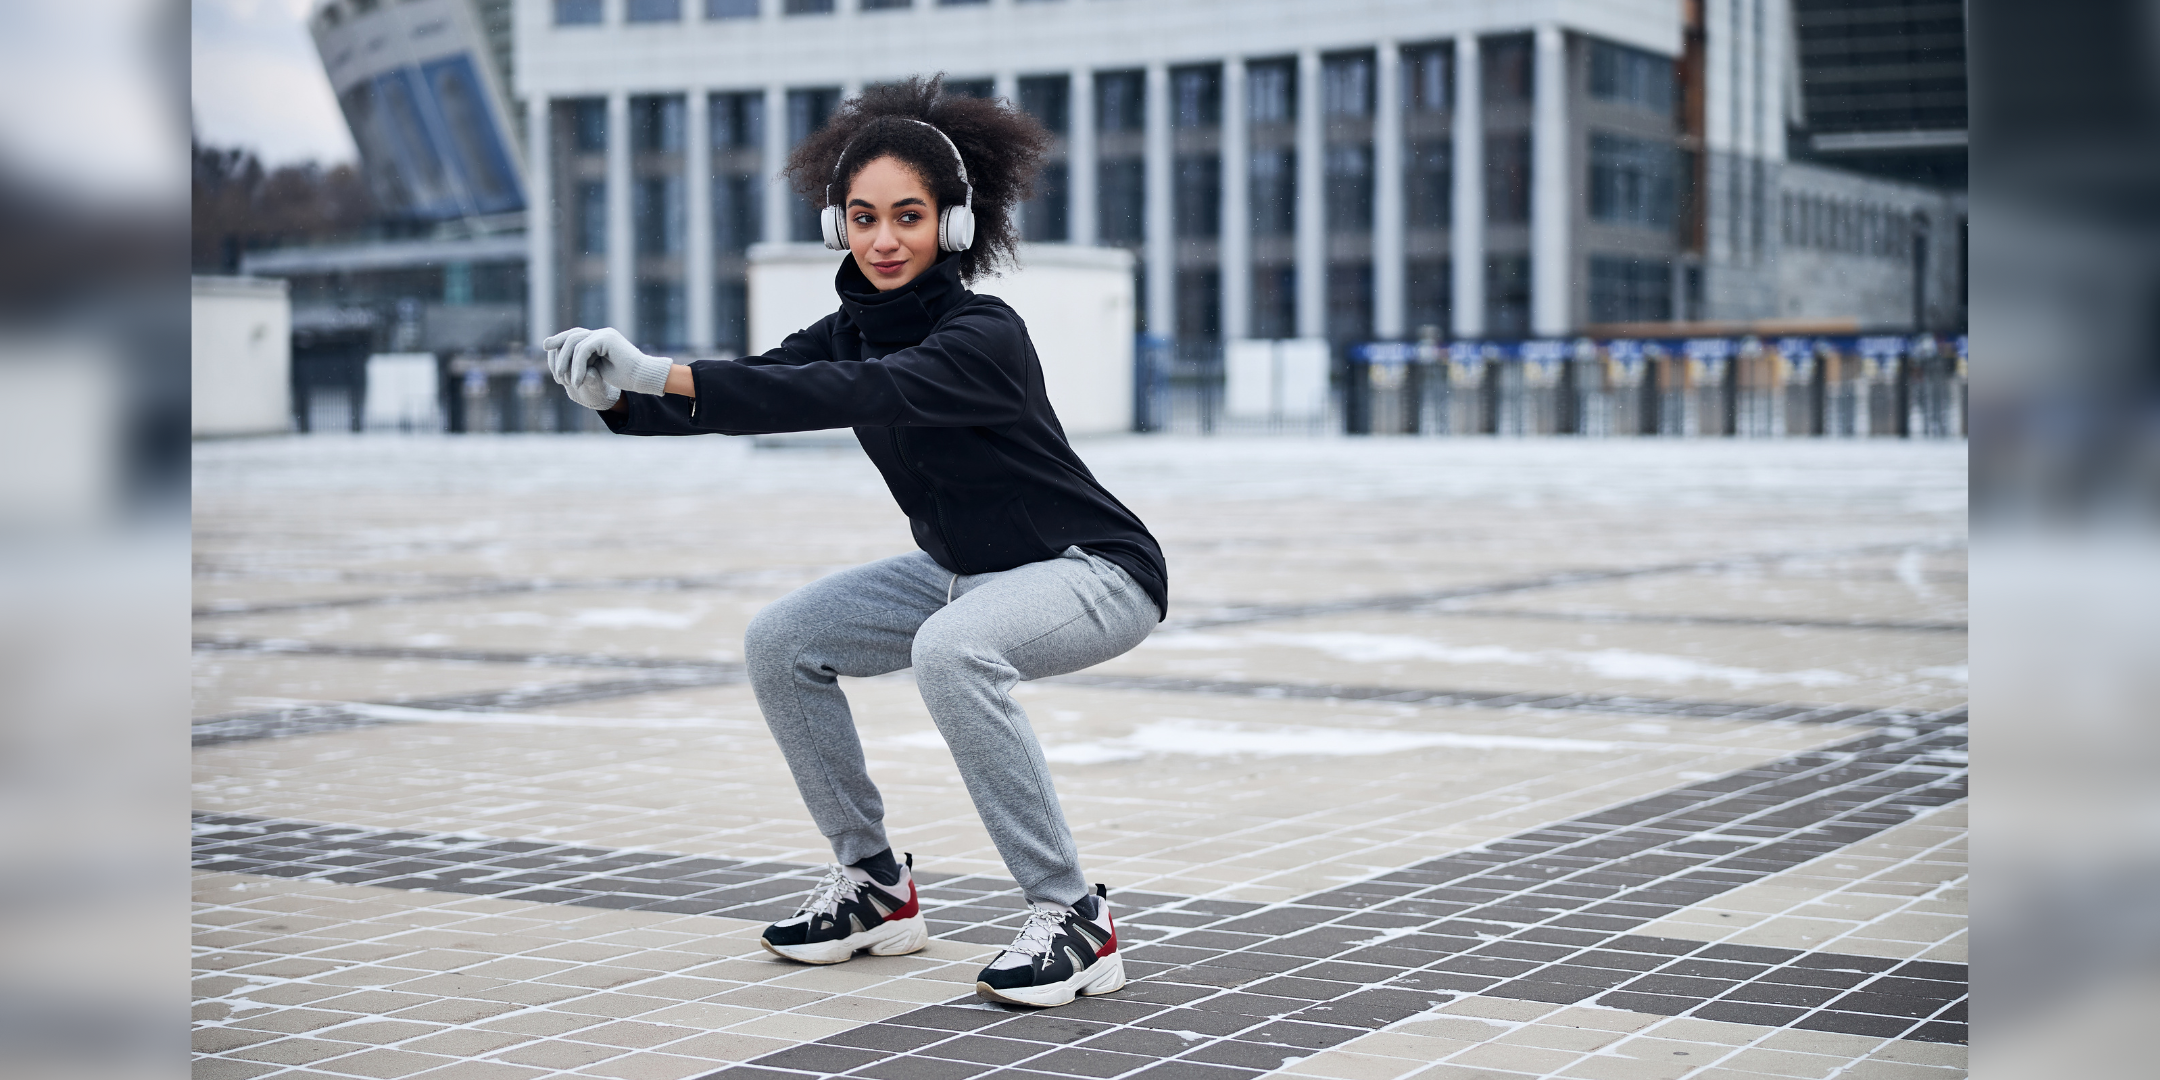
[193,436,1968,1080]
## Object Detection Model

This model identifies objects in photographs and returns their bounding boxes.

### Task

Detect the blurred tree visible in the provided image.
[191,142,379,274]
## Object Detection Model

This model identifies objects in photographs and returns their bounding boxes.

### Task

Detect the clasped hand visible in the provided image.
[541,327,675,410]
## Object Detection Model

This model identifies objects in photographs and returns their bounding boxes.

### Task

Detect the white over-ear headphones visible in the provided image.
[820,117,976,254]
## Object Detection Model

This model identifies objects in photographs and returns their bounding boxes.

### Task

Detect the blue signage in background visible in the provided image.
[337,52,525,220]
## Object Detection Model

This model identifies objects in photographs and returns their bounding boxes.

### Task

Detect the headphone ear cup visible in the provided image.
[941,205,975,252]
[820,205,847,251]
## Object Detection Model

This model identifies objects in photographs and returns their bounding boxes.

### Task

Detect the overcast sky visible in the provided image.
[192,0,356,166]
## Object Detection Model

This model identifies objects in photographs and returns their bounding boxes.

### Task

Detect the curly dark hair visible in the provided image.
[786,75,1052,284]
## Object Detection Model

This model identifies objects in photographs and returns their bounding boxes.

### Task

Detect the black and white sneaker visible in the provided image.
[974,885,1124,1007]
[759,855,927,965]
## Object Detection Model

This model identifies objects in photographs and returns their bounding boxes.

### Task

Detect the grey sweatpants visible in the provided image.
[744,546,1158,906]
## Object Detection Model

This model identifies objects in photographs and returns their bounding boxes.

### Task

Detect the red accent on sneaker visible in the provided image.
[886,878,920,921]
[1096,908,1117,958]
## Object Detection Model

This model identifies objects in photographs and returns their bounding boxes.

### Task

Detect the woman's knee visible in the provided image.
[910,623,999,687]
[744,599,817,678]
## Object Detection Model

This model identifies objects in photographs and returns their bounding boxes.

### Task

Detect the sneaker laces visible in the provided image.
[794,864,856,919]
[1002,905,1068,960]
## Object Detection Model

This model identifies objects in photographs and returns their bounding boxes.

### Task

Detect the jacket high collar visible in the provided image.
[835,254,968,349]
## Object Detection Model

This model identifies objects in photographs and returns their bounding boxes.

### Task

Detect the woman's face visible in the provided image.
[845,155,939,292]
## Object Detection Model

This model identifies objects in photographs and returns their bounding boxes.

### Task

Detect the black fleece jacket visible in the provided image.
[601,254,1168,620]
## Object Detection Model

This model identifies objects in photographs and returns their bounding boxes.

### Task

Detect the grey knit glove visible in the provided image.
[565,327,673,396]
[542,327,620,410]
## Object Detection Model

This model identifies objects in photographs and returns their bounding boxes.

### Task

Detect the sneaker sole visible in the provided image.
[974,953,1126,1007]
[761,914,928,965]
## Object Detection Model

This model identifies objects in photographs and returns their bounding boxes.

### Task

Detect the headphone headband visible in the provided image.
[824,117,972,208]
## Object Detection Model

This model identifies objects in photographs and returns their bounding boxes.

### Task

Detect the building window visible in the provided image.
[1325,144,1372,234]
[788,88,840,241]
[1097,159,1145,243]
[1173,66,1220,128]
[938,0,985,5]
[1407,257,1450,333]
[637,282,686,350]
[716,281,748,352]
[1019,75,1070,134]
[1406,140,1450,229]
[710,91,764,151]
[1177,269,1221,340]
[1096,71,1145,133]
[633,95,684,153]
[1322,53,1372,118]
[1588,39,1674,115]
[1023,161,1068,241]
[1175,155,1220,238]
[714,174,761,254]
[636,176,683,256]
[1252,266,1296,339]
[860,0,910,8]
[1588,132,1675,230]
[1485,131,1530,224]
[555,0,602,25]
[784,0,834,14]
[1403,43,1450,113]
[627,0,681,22]
[1328,263,1373,342]
[943,79,995,99]
[1481,35,1534,104]
[706,0,757,17]
[577,182,607,256]
[575,283,607,328]
[1250,148,1295,236]
[1485,255,1529,337]
[1589,255,1672,323]
[1247,61,1295,125]
[572,99,607,153]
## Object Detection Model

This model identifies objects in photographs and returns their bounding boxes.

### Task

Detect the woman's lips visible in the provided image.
[872,260,907,274]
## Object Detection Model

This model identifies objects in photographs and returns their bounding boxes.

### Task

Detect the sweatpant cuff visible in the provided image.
[828,825,893,867]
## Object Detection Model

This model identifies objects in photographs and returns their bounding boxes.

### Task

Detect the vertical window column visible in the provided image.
[1372,42,1405,340]
[1144,62,1175,340]
[1451,36,1484,337]
[685,88,713,352]
[711,90,767,355]
[762,84,789,248]
[631,93,687,351]
[1294,48,1324,340]
[606,91,635,338]
[553,99,611,332]
[786,89,841,242]
[1322,50,1375,346]
[1245,59,1298,339]
[1068,69,1096,245]
[1018,75,1071,241]
[1218,56,1249,341]
[1531,23,1569,336]
[1169,64,1222,346]
[527,95,554,349]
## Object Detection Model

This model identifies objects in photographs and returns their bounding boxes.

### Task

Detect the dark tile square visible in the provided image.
[825,1024,954,1052]
[844,1056,990,1080]
[1891,960,1967,984]
[1534,965,1638,990]
[1699,943,1802,965]
[1238,1020,1364,1050]
[1621,973,1738,998]
[1051,995,1165,1027]
[1594,991,1696,1016]
[980,1014,1116,1046]
[917,1036,1048,1066]
[1722,981,1841,1008]
[1022,1046,1154,1078]
[1758,965,1872,990]
[1124,1061,1261,1080]
[1828,991,1948,1019]
[1293,960,1401,985]
[1431,955,1538,979]
[1489,979,1602,1005]
[753,1044,885,1074]
[1160,966,1272,990]
[1689,1000,1807,1027]
[1607,936,1704,956]
[1117,981,1219,1006]
[1572,949,1669,972]
[1791,952,1897,973]
[1184,1040,1315,1070]
[1078,1027,1210,1058]
[1797,1011,1922,1039]
[1168,930,1271,952]
[1658,959,1768,982]
[1241,977,1357,1001]
[1186,992,1305,1018]
[1388,969,1494,994]
[1252,927,1374,959]
[1906,1021,1968,1045]
[1470,940,1575,963]
[1865,977,1963,1002]
[1131,1007,1260,1038]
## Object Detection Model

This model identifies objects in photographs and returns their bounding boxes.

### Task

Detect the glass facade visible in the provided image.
[711,90,764,353]
[1019,75,1070,242]
[1247,59,1297,337]
[553,98,608,331]
[787,88,840,242]
[1588,255,1672,323]
[1588,132,1676,230]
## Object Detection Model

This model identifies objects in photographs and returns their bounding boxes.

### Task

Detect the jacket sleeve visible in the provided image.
[681,300,1029,435]
[600,320,837,437]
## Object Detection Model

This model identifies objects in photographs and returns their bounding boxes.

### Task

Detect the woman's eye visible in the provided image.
[899,212,921,224]
[853,214,875,226]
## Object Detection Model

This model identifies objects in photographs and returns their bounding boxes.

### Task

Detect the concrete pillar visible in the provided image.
[526,95,554,348]
[1220,56,1249,341]
[1372,41,1405,339]
[1451,35,1484,337]
[1069,69,1096,245]
[684,88,714,352]
[1531,23,1569,336]
[606,90,634,337]
[763,83,790,245]
[1144,62,1174,338]
[1294,47,1324,339]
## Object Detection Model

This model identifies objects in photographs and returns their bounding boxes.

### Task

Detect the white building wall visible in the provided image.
[192,277,293,438]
